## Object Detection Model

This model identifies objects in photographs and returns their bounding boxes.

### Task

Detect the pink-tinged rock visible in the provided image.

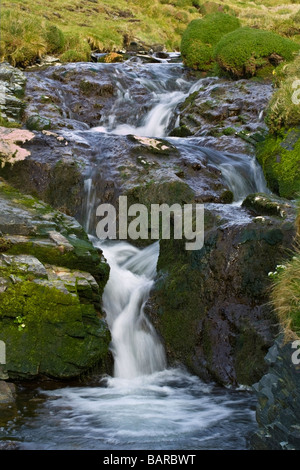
[0,127,35,167]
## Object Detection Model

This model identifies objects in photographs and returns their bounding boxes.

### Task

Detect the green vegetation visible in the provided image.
[1,0,300,66]
[180,12,241,70]
[0,280,110,379]
[214,27,299,78]
[256,129,300,199]
[271,243,300,337]
[266,56,300,133]
[0,0,202,67]
[256,55,300,200]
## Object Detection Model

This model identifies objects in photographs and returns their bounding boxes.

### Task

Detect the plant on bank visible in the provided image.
[256,55,300,199]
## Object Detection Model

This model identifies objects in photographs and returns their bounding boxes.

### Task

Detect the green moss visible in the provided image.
[242,193,290,217]
[256,129,300,199]
[0,117,21,129]
[234,327,269,384]
[222,127,236,136]
[220,189,234,203]
[180,12,241,70]
[155,238,205,369]
[0,281,110,379]
[168,125,193,137]
[214,27,300,79]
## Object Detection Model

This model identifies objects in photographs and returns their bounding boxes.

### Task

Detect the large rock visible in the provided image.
[0,179,111,380]
[147,195,296,386]
[175,77,272,154]
[0,130,236,233]
[251,338,300,450]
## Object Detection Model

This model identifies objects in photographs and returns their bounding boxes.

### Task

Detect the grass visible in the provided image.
[1,0,300,66]
[266,55,300,133]
[0,0,201,66]
[271,244,300,338]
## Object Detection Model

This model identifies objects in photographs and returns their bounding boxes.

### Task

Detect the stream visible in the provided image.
[0,56,269,450]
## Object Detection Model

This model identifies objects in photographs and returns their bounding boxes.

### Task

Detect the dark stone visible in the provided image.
[147,201,296,386]
[252,337,300,450]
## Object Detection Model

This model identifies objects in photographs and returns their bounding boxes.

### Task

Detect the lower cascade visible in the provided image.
[1,239,257,450]
[99,241,166,379]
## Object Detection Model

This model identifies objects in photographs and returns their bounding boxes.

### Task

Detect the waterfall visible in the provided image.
[92,63,207,138]
[97,240,166,379]
[83,178,96,233]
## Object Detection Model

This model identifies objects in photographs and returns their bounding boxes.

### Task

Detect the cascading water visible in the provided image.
[100,241,166,379]
[1,57,266,450]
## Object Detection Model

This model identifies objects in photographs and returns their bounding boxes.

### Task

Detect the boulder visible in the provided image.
[252,338,300,450]
[0,63,26,125]
[176,77,272,155]
[147,196,296,386]
[0,179,111,380]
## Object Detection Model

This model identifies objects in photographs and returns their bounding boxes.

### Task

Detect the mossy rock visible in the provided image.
[214,27,300,79]
[26,114,51,131]
[0,181,111,380]
[180,12,241,70]
[169,125,193,137]
[256,129,300,199]
[242,193,293,218]
[0,280,111,380]
[148,204,296,386]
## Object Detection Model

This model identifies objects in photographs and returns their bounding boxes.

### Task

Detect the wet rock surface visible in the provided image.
[0,179,111,380]
[0,381,16,404]
[147,197,297,386]
[0,130,240,231]
[0,63,26,125]
[252,337,300,450]
[176,77,273,155]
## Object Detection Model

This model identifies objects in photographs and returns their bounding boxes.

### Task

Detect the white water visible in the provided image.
[92,63,210,138]
[100,241,166,379]
[0,60,262,450]
[1,238,257,450]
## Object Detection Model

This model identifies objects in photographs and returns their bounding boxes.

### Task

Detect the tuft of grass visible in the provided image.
[44,25,65,54]
[271,245,300,338]
[266,55,300,133]
[0,9,47,67]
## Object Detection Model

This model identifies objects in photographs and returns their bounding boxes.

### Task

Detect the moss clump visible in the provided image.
[214,27,300,79]
[242,193,291,218]
[169,125,193,137]
[180,12,240,70]
[256,129,300,199]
